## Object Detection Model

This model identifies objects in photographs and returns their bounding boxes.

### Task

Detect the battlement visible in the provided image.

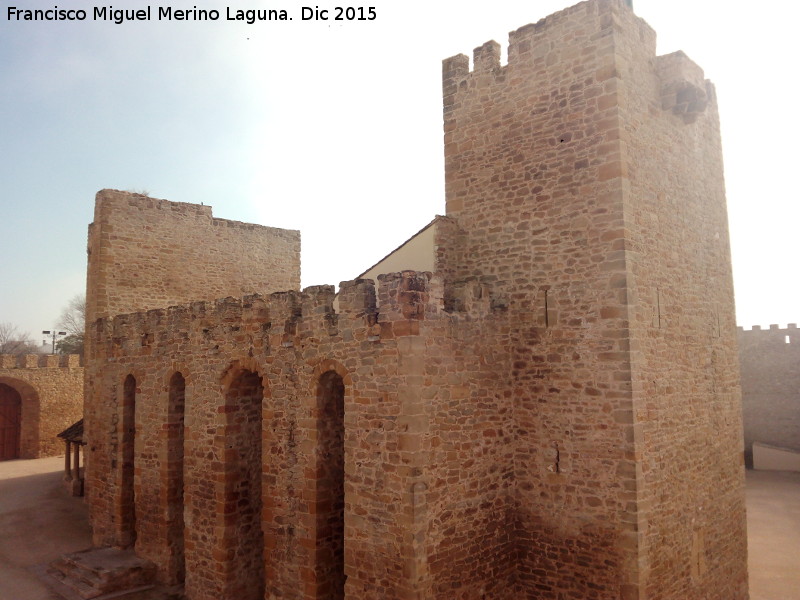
[0,354,82,369]
[443,0,653,89]
[738,323,798,332]
[442,0,713,127]
[91,271,447,353]
[738,323,798,344]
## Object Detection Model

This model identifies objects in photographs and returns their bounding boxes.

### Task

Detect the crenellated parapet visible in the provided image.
[443,0,709,128]
[738,323,799,350]
[738,323,798,333]
[443,0,640,106]
[0,354,82,368]
[90,272,454,361]
[0,353,84,459]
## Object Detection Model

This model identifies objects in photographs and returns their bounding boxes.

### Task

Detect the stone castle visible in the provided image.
[81,1,749,598]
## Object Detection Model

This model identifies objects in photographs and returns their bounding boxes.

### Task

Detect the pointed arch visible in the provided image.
[0,383,22,460]
[0,377,40,460]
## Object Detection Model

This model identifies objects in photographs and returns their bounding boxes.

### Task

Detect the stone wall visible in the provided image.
[86,273,516,598]
[85,189,300,325]
[82,0,748,598]
[738,324,800,466]
[618,18,747,600]
[0,354,83,459]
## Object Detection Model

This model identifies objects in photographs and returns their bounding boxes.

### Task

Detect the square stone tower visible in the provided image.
[441,0,746,597]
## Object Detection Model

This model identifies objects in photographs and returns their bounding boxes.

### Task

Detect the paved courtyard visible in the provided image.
[745,469,800,599]
[0,457,798,599]
[0,457,91,600]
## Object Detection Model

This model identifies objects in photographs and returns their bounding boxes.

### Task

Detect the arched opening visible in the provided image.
[121,374,137,547]
[0,383,22,461]
[224,369,264,600]
[316,370,345,599]
[0,377,40,459]
[167,372,186,584]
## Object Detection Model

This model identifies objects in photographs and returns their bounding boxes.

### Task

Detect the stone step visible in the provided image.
[47,547,157,599]
[47,568,157,600]
[48,561,101,600]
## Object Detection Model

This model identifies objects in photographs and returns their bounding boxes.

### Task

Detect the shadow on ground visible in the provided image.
[1,457,798,599]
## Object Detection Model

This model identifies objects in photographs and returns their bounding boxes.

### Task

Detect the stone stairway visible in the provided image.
[44,547,177,600]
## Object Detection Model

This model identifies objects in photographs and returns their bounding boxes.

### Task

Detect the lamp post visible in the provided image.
[42,330,67,354]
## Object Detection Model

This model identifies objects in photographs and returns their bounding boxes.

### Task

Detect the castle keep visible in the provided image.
[82,1,748,598]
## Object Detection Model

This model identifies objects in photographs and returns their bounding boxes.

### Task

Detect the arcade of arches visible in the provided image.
[86,361,349,600]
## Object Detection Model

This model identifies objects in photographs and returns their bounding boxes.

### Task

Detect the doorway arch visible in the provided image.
[0,378,40,460]
[0,383,22,460]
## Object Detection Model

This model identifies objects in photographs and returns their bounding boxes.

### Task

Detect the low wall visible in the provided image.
[0,354,83,459]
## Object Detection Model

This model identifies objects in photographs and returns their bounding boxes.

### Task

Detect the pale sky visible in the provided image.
[1,0,798,344]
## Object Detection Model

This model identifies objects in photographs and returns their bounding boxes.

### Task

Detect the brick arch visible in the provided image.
[220,357,268,392]
[0,376,40,460]
[161,362,192,388]
[310,359,352,389]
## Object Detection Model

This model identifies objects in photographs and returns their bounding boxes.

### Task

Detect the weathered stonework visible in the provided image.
[82,1,748,598]
[0,354,83,460]
[738,324,800,466]
[85,189,300,326]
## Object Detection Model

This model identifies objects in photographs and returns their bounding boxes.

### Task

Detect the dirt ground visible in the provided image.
[0,457,797,599]
[0,456,91,600]
[745,469,800,600]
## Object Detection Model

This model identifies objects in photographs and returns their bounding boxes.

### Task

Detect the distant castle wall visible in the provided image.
[738,324,800,466]
[0,354,83,459]
[85,189,300,325]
